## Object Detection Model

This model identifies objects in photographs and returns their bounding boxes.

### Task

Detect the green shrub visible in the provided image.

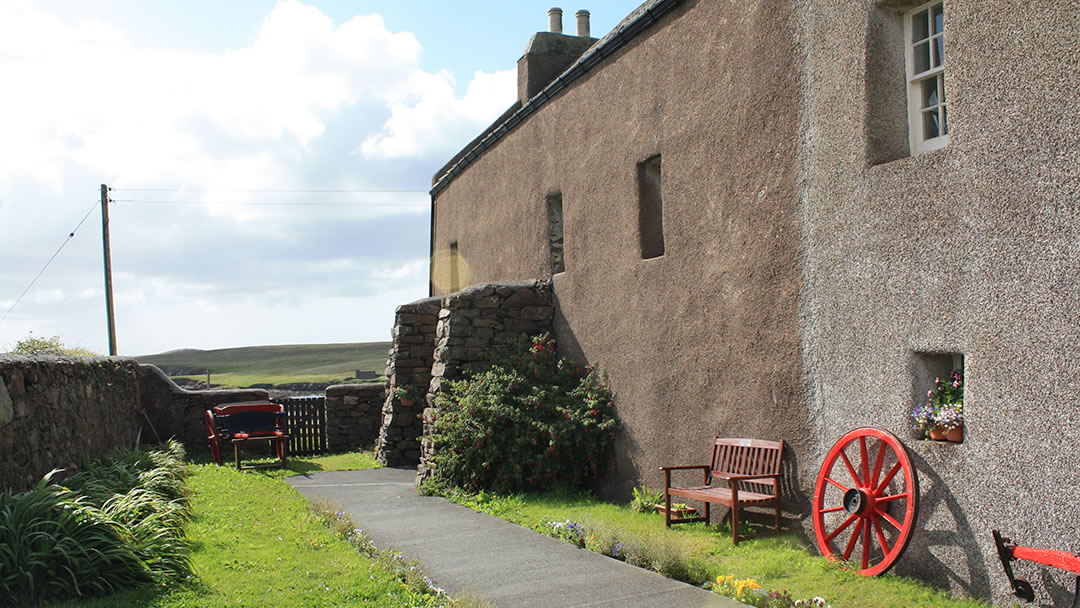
[0,442,192,607]
[7,333,98,357]
[428,333,618,494]
[630,485,663,513]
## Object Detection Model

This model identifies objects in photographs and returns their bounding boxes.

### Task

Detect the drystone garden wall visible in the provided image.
[374,280,555,475]
[0,356,142,492]
[137,364,268,449]
[325,383,383,451]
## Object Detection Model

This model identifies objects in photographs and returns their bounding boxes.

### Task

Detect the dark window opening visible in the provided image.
[546,193,565,274]
[449,241,460,292]
[638,155,664,259]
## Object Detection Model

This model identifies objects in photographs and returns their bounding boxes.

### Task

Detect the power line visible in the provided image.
[1,201,99,324]
[112,199,428,207]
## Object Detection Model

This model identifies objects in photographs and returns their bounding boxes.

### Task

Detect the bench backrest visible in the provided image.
[710,437,784,489]
[212,402,285,437]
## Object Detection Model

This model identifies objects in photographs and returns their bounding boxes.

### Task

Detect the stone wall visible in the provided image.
[416,281,554,484]
[375,299,440,466]
[325,383,384,451]
[0,356,141,492]
[137,364,268,449]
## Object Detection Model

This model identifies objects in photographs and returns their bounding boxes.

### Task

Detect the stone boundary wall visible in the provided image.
[0,356,141,492]
[416,281,554,483]
[137,364,268,449]
[325,383,384,451]
[376,299,440,466]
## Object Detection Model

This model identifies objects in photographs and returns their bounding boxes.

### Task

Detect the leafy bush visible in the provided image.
[0,442,192,607]
[7,332,98,357]
[630,485,663,513]
[427,333,618,494]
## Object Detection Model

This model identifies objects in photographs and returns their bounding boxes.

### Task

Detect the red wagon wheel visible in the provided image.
[812,427,919,576]
[205,409,222,465]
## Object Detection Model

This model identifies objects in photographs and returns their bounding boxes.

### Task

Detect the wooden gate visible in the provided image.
[280,396,327,457]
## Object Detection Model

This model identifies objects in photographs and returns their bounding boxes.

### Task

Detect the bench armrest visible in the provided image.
[712,472,781,482]
[659,465,710,489]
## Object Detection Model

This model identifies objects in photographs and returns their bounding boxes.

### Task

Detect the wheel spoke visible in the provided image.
[862,519,871,569]
[859,437,870,488]
[879,510,903,531]
[843,518,862,561]
[874,461,903,495]
[820,505,846,514]
[839,449,861,487]
[873,518,892,555]
[875,492,909,503]
[871,441,887,489]
[825,476,849,492]
[825,513,859,544]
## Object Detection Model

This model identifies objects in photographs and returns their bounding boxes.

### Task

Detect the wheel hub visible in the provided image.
[843,488,866,514]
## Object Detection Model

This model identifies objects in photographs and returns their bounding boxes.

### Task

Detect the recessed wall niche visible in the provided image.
[908,351,964,442]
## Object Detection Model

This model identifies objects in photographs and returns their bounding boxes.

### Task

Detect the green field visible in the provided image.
[136,342,391,388]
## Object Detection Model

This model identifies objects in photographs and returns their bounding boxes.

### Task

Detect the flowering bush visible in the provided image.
[428,333,618,494]
[392,384,423,402]
[912,369,964,434]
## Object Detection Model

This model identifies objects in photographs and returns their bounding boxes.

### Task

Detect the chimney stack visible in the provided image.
[548,8,563,33]
[576,10,590,37]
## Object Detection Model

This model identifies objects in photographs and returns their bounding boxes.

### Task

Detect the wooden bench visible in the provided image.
[206,401,290,470]
[660,437,784,545]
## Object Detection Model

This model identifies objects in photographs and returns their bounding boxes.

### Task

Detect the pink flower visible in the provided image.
[953,381,959,387]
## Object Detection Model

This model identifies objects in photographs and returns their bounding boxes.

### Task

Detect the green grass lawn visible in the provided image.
[48,452,455,608]
[137,342,391,387]
[445,491,993,608]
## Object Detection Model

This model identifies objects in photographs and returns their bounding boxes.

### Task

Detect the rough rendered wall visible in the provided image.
[137,364,268,449]
[376,299,440,466]
[325,383,383,451]
[431,0,807,504]
[0,356,141,492]
[417,281,554,484]
[794,0,1080,604]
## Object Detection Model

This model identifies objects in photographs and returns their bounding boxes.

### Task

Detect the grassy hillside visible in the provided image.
[136,342,391,388]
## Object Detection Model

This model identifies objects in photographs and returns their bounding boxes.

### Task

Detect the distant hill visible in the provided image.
[136,342,391,388]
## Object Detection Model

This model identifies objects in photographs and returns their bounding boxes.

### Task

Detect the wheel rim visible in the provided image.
[812,427,919,576]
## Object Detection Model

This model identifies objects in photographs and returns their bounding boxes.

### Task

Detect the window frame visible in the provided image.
[904,0,949,155]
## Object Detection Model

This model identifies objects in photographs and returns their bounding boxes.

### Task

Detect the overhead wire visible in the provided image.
[1,200,99,324]
[112,199,427,206]
[110,187,427,193]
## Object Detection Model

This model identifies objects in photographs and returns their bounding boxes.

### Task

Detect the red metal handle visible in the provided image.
[1012,545,1080,575]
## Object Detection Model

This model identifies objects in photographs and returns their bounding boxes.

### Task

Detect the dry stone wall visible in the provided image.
[137,364,268,448]
[325,383,384,451]
[375,299,440,466]
[0,356,141,492]
[372,281,555,476]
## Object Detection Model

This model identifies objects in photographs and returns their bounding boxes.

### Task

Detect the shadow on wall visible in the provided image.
[896,450,992,600]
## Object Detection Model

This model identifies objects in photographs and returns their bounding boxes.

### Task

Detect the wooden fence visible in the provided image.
[280,396,327,457]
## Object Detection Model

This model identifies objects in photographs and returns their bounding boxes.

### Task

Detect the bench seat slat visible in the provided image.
[667,485,775,504]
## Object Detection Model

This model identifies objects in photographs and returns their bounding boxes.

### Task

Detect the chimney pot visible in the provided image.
[548,8,563,33]
[576,10,590,37]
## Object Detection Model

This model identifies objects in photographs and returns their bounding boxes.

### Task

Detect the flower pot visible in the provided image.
[928,426,947,441]
[399,398,416,407]
[944,424,964,443]
[655,504,697,518]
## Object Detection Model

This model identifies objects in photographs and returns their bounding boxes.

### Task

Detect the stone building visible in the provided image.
[422,1,1080,604]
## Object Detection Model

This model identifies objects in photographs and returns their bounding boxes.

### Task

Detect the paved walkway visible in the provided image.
[287,468,740,608]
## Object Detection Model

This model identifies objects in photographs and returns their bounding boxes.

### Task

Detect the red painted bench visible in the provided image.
[206,401,289,470]
[660,437,784,545]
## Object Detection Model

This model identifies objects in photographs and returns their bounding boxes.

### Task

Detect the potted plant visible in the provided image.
[392,385,423,406]
[912,369,964,443]
[654,501,698,518]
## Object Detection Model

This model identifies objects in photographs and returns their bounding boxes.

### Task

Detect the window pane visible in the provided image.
[941,106,948,135]
[913,9,929,41]
[914,41,930,74]
[923,109,940,139]
[932,4,944,35]
[940,76,946,103]
[933,35,944,68]
[922,77,939,109]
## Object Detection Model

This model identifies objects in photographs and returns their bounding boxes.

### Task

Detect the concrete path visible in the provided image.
[287,468,740,608]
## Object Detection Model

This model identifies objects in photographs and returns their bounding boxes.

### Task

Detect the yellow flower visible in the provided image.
[735,579,761,597]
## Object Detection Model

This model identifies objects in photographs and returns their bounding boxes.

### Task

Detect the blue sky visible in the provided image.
[0,0,642,356]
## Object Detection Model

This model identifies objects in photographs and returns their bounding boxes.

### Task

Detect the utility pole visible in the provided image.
[101,184,117,356]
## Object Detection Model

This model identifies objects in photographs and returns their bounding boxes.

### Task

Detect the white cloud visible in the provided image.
[359,69,516,160]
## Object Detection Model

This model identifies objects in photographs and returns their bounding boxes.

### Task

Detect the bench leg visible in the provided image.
[234,442,242,470]
[775,502,781,534]
[732,503,740,546]
[664,491,672,528]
